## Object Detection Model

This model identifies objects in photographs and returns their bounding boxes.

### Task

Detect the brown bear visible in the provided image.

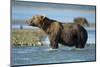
[26,15,88,49]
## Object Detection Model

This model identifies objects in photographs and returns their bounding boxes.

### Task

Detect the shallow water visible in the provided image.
[11,29,96,66]
[11,44,95,66]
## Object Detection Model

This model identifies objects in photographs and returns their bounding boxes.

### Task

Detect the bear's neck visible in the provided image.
[41,17,54,33]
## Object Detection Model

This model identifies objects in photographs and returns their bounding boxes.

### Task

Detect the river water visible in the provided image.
[11,28,96,66]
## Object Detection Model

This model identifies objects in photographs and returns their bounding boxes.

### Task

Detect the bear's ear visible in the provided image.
[41,15,46,20]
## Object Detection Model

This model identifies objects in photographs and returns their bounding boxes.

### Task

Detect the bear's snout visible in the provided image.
[26,19,37,26]
[26,19,33,26]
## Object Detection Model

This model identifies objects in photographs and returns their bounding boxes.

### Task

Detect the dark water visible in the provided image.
[11,29,96,66]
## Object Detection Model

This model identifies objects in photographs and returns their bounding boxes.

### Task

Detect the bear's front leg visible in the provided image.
[49,34,59,49]
[50,38,59,49]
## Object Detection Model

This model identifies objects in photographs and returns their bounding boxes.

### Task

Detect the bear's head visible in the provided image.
[26,15,46,27]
